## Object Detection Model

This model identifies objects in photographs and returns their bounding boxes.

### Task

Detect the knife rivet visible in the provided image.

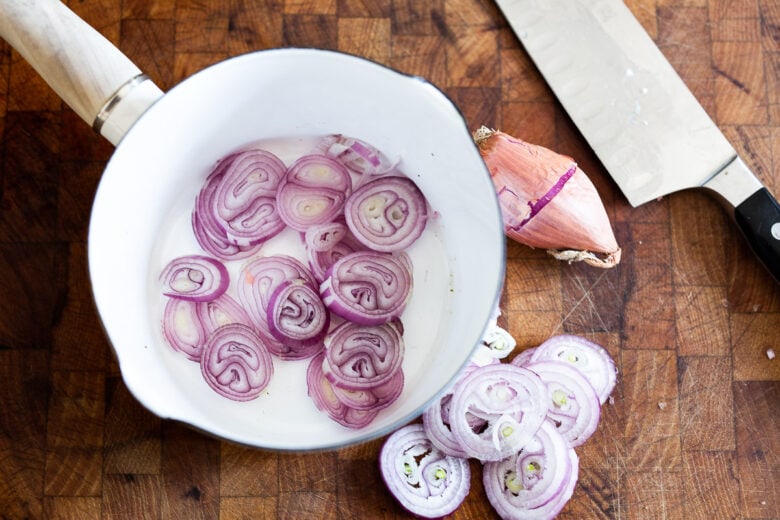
[772,222,780,241]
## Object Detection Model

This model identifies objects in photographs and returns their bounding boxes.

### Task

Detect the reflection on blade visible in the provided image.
[495,0,735,206]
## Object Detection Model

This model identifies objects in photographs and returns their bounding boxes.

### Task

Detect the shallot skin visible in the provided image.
[474,127,621,268]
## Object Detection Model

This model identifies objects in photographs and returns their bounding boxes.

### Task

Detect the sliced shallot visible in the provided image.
[330,369,404,411]
[160,255,229,302]
[306,352,379,429]
[162,297,207,362]
[525,360,601,448]
[481,324,517,361]
[193,189,257,260]
[482,421,579,520]
[200,323,273,401]
[304,220,350,252]
[320,250,412,326]
[266,278,330,348]
[380,423,471,519]
[529,334,617,405]
[448,363,548,461]
[211,148,287,246]
[323,320,404,391]
[197,293,254,336]
[276,154,352,231]
[344,175,428,252]
[306,226,368,283]
[237,255,319,359]
[320,134,397,177]
[192,149,287,259]
[422,393,471,459]
[510,347,537,368]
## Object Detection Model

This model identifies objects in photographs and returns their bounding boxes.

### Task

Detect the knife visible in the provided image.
[494,0,780,282]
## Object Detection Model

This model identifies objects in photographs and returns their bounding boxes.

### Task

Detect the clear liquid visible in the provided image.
[147,134,452,439]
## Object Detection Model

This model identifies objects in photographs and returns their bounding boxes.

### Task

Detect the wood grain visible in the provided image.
[0,0,778,519]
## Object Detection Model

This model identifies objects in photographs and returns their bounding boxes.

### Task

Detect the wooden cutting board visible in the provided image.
[0,0,778,518]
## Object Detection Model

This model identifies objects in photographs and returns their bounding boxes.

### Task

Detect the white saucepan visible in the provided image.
[0,0,505,450]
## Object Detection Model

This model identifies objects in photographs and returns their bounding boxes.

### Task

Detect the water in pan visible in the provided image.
[146,134,453,448]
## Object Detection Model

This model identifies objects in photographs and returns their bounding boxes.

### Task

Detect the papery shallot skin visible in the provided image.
[474,126,621,268]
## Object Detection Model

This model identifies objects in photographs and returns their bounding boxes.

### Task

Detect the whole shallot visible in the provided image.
[474,126,621,268]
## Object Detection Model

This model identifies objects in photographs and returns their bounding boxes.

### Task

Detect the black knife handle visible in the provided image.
[734,188,780,283]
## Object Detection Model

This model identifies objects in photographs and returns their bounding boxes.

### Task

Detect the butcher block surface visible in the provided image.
[1,0,778,518]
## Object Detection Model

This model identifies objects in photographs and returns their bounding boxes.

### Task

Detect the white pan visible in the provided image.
[0,0,505,450]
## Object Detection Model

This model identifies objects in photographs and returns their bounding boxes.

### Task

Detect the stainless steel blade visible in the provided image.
[495,0,736,207]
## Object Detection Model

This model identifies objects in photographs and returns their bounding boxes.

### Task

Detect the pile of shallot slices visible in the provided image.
[157,135,429,428]
[380,321,617,519]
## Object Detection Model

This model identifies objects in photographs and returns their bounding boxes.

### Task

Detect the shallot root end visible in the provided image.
[547,247,622,269]
[473,125,495,146]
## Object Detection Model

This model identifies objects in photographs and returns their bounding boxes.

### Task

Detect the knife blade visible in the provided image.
[495,0,780,282]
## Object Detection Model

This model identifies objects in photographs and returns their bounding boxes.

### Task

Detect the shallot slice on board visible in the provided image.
[474,126,621,268]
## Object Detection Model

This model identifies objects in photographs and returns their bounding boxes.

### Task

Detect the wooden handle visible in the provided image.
[0,0,144,128]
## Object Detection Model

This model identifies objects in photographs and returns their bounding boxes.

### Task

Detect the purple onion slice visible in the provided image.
[266,278,330,347]
[193,188,258,260]
[330,369,404,411]
[510,347,537,368]
[526,360,601,448]
[344,175,428,252]
[276,154,352,231]
[200,323,273,401]
[481,325,517,360]
[160,255,229,302]
[449,363,548,461]
[323,320,404,391]
[162,297,208,362]
[196,293,254,334]
[306,352,379,429]
[529,335,617,404]
[192,152,281,259]
[212,148,287,246]
[422,393,471,459]
[320,250,412,326]
[304,220,350,252]
[483,422,579,519]
[319,134,397,177]
[379,423,470,519]
[307,227,368,283]
[212,149,285,218]
[236,255,318,359]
